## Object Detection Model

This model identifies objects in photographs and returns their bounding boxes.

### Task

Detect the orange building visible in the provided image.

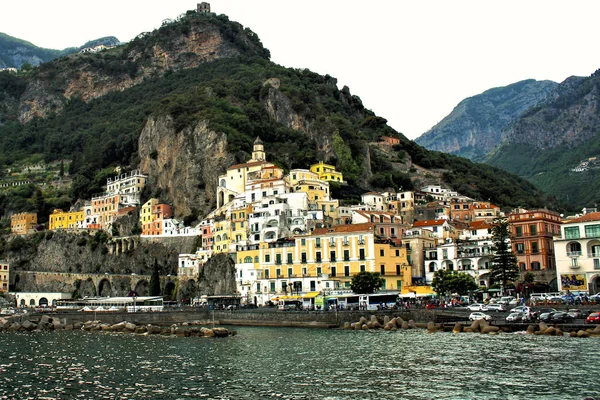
[508,209,562,273]
[10,212,37,235]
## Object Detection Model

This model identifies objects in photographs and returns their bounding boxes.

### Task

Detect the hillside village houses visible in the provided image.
[7,136,600,303]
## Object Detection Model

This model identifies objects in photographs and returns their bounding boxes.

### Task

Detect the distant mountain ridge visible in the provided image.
[416,79,557,160]
[0,32,119,69]
[415,70,600,209]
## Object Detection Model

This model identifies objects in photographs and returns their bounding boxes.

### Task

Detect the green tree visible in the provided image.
[149,259,161,296]
[350,271,384,294]
[431,269,477,296]
[490,217,519,293]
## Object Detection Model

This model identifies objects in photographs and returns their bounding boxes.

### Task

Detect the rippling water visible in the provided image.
[0,328,598,399]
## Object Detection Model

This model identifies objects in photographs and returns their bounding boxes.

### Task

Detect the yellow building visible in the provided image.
[49,209,85,230]
[309,161,344,183]
[258,223,407,293]
[140,198,158,235]
[213,216,231,254]
[10,212,37,235]
[0,261,9,292]
[230,205,251,249]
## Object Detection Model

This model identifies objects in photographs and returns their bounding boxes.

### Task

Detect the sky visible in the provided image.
[2,0,600,140]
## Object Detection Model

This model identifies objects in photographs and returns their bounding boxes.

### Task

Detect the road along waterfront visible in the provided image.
[0,326,599,399]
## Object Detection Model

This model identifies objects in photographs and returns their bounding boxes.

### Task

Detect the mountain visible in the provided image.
[0,32,119,69]
[486,70,600,208]
[415,79,558,160]
[0,9,554,225]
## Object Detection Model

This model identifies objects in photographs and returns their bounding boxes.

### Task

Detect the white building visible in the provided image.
[554,211,600,294]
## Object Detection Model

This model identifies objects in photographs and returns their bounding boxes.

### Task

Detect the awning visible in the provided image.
[278,295,302,300]
[303,291,321,299]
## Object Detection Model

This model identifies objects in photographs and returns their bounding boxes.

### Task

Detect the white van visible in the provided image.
[530,293,548,301]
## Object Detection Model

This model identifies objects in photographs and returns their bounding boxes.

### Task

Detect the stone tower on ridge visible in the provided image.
[197,2,211,13]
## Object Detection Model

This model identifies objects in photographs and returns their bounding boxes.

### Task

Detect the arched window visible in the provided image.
[254,256,259,263]
[244,256,252,263]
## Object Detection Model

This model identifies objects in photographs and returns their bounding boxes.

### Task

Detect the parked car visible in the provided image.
[530,293,548,302]
[586,313,600,324]
[497,296,515,305]
[589,294,600,303]
[469,312,492,321]
[509,306,531,315]
[506,312,527,322]
[545,296,564,304]
[467,303,488,311]
[486,304,506,312]
[551,312,574,323]
[567,309,583,319]
[538,312,555,322]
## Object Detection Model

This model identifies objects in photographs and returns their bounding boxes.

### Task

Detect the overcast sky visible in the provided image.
[2,0,600,139]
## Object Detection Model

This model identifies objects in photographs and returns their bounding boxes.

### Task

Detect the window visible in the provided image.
[244,256,252,263]
[316,238,321,248]
[344,265,350,276]
[331,267,337,277]
[270,282,276,292]
[397,280,402,290]
[531,242,539,254]
[330,251,336,262]
[565,226,580,239]
[275,254,282,265]
[529,224,537,235]
[254,256,259,263]
[395,249,400,257]
[287,253,293,264]
[256,283,261,293]
[396,265,401,275]
[288,268,293,277]
[594,259,600,270]
[380,265,385,275]
[571,258,578,268]
[301,252,307,263]
[531,262,541,270]
[585,224,600,238]
[515,243,525,254]
[265,254,270,263]
[344,250,350,261]
[316,252,322,262]
[276,268,281,277]
[264,269,270,279]
[301,238,306,246]
[380,249,385,257]
[515,226,523,237]
[317,267,322,275]
[360,265,366,272]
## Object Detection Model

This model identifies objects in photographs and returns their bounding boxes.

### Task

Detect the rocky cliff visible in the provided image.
[4,230,198,293]
[138,116,234,219]
[501,75,600,150]
[416,79,557,160]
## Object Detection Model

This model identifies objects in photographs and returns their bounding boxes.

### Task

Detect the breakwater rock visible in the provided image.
[0,316,235,338]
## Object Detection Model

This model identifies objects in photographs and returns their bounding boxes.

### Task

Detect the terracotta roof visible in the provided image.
[413,219,446,227]
[468,220,492,230]
[568,212,600,224]
[355,210,396,218]
[312,223,374,236]
[227,161,268,170]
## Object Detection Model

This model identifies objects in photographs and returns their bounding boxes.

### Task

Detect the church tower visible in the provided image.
[251,137,265,161]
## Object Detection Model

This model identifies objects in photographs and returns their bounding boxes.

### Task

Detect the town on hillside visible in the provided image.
[3,137,600,309]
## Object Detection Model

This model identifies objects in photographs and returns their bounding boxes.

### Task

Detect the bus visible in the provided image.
[358,293,400,310]
[278,298,303,310]
[331,292,400,310]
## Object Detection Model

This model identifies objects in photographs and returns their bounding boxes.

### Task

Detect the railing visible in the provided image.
[589,252,600,258]
[567,251,582,257]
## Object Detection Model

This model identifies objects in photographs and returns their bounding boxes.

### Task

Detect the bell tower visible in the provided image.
[251,137,265,161]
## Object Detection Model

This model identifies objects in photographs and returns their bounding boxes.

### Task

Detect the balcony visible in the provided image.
[589,252,600,258]
[567,251,582,257]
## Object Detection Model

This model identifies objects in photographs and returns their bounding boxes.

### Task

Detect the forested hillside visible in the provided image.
[0,10,556,225]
